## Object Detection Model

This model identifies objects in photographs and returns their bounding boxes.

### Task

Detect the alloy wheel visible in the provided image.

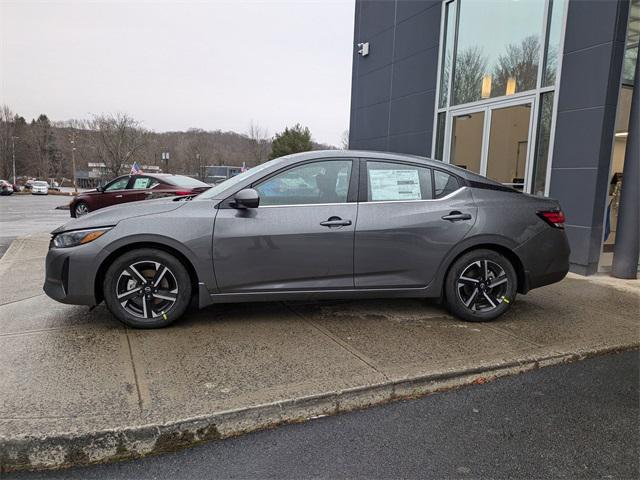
[116,260,179,319]
[75,203,89,217]
[456,259,509,313]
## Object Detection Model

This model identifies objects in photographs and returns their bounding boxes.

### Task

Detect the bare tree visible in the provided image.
[247,120,271,164]
[452,46,488,105]
[88,113,148,177]
[0,105,15,179]
[493,36,540,96]
[340,129,349,150]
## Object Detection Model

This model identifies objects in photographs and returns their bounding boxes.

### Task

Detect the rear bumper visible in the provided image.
[515,227,571,292]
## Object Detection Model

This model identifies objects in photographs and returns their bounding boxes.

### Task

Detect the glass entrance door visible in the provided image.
[486,103,533,191]
[445,98,536,192]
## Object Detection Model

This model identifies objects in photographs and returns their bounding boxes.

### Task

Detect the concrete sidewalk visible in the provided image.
[1,234,638,472]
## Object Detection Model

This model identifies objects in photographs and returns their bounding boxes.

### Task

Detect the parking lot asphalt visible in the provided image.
[0,195,71,258]
[1,230,638,472]
[7,349,638,480]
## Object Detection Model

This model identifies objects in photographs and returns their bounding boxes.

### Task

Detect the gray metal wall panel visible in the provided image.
[349,0,441,154]
[550,0,629,274]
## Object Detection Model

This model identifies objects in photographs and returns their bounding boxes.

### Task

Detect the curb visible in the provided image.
[2,342,637,473]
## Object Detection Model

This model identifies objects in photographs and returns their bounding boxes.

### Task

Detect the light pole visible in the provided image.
[11,136,18,185]
[162,151,170,173]
[69,131,78,193]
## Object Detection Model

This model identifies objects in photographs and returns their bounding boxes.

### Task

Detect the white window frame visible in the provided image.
[431,0,570,197]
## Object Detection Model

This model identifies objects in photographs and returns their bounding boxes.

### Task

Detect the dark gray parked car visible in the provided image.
[44,151,570,328]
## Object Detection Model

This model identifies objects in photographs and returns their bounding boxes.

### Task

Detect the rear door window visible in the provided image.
[366,161,433,202]
[131,177,160,189]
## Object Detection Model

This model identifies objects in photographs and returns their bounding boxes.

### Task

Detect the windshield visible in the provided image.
[34,181,48,186]
[164,175,210,188]
[197,159,278,199]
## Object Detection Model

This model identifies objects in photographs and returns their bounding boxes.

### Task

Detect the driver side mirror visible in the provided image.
[233,188,260,209]
[96,186,104,193]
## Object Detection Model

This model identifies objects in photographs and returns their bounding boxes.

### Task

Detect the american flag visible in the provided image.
[130,162,143,175]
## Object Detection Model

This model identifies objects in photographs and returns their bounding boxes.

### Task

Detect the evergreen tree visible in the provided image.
[269,124,313,160]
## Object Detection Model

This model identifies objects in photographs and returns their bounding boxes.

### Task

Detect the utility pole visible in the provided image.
[69,130,78,193]
[11,136,18,185]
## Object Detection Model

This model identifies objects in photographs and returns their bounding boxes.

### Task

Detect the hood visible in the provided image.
[52,197,185,234]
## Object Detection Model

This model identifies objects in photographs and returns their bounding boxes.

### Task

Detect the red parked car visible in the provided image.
[69,174,210,217]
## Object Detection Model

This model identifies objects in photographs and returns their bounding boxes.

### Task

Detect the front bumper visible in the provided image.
[43,241,105,306]
[515,226,570,292]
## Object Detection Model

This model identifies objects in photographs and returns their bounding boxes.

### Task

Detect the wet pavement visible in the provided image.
[0,232,638,472]
[0,195,70,258]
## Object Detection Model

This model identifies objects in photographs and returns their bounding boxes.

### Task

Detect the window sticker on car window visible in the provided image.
[133,178,149,189]
[369,169,421,201]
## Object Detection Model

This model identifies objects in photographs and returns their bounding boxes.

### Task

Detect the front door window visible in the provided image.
[255,160,352,206]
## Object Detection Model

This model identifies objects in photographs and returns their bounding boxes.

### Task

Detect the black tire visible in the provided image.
[444,249,517,322]
[103,248,192,328]
[74,201,90,217]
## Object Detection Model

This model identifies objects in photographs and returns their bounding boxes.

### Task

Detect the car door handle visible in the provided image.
[442,211,472,221]
[115,194,123,198]
[320,217,352,227]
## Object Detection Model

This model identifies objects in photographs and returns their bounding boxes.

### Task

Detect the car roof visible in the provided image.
[280,150,508,187]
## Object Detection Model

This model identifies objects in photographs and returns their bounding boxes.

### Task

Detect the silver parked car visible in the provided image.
[44,151,570,328]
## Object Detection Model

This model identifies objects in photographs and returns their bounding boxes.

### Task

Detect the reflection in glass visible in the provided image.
[434,112,446,160]
[452,0,544,105]
[542,0,566,87]
[623,0,639,85]
[531,92,555,196]
[486,105,532,190]
[450,111,484,173]
[438,0,457,108]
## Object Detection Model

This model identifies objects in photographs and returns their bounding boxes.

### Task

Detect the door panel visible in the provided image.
[354,189,477,288]
[213,204,357,292]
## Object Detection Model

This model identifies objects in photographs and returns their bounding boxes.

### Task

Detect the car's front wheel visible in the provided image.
[103,248,192,328]
[74,201,90,217]
[445,249,517,322]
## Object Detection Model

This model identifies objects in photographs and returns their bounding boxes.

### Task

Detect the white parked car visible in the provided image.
[31,181,49,195]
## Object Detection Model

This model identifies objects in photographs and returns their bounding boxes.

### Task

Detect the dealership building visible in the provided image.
[349,0,639,275]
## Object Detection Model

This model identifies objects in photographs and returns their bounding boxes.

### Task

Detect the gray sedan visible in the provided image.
[44,151,570,328]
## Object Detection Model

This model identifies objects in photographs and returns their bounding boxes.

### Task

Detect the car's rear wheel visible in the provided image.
[445,249,517,322]
[103,248,192,328]
[74,201,90,217]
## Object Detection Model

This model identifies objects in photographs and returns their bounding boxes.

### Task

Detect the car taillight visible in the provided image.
[175,190,191,196]
[537,210,565,228]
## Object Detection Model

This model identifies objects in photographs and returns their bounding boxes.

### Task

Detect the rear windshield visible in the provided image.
[162,176,209,188]
[34,181,48,186]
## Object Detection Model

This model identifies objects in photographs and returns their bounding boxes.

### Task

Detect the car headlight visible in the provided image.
[52,227,112,248]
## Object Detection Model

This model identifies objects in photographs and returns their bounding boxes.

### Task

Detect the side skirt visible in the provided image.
[203,285,441,305]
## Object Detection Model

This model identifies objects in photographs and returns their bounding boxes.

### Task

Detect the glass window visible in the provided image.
[255,160,352,206]
[131,177,160,189]
[366,161,433,202]
[542,0,566,87]
[452,0,545,105]
[434,112,446,160]
[486,104,532,190]
[434,170,460,198]
[623,0,639,85]
[438,0,457,108]
[531,92,555,196]
[450,111,484,173]
[104,177,129,191]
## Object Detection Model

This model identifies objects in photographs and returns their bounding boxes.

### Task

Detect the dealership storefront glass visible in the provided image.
[433,0,566,195]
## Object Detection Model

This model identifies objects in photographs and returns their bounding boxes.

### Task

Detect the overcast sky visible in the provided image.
[1,0,355,146]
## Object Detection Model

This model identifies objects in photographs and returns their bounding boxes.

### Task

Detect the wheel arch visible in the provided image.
[94,241,200,305]
[439,238,529,299]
